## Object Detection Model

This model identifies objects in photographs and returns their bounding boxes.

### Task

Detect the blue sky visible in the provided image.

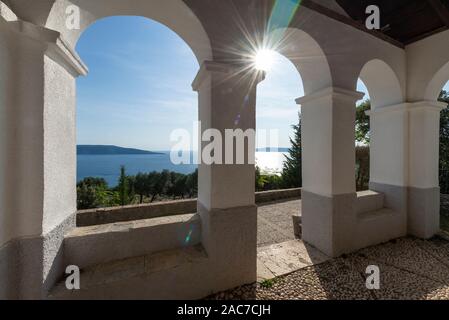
[76,16,449,151]
[76,16,199,151]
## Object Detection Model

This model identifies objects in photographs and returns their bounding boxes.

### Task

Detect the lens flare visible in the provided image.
[184,229,193,245]
[254,49,277,71]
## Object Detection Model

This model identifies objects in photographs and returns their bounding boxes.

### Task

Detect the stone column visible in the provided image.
[367,101,446,240]
[0,20,87,299]
[0,14,18,300]
[192,61,264,292]
[408,101,446,238]
[296,87,363,257]
[366,104,410,240]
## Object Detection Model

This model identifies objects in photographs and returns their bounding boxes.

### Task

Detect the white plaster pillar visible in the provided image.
[0,19,87,298]
[296,87,363,257]
[366,104,410,244]
[0,14,19,300]
[408,101,446,238]
[367,104,409,189]
[367,101,445,240]
[192,61,263,291]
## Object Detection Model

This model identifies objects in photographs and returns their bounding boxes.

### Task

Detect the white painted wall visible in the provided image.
[359,59,404,109]
[368,105,409,187]
[287,7,406,92]
[193,62,259,210]
[407,29,449,102]
[0,20,12,246]
[269,28,332,95]
[0,16,85,246]
[0,28,47,244]
[45,0,212,64]
[299,87,363,196]
[42,55,77,233]
[0,2,18,247]
[0,1,17,21]
[409,102,447,189]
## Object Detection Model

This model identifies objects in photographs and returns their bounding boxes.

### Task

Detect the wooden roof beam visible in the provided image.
[427,0,449,28]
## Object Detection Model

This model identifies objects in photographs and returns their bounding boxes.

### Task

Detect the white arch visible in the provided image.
[45,0,212,64]
[267,27,332,95]
[425,61,449,101]
[359,59,403,109]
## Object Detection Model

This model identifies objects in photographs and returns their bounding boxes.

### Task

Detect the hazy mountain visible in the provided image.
[77,145,163,155]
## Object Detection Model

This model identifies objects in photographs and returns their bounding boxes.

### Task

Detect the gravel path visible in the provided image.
[257,199,300,247]
[208,236,449,300]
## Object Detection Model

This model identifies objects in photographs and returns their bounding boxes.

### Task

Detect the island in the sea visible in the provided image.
[77,145,163,155]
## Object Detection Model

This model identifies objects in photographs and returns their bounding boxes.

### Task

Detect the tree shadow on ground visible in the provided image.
[206,237,449,300]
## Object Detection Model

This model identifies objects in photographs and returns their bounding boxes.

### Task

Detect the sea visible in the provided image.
[77,151,287,186]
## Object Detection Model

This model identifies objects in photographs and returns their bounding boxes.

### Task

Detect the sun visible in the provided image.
[254,49,277,71]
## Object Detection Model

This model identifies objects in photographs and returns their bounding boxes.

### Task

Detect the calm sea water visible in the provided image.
[77,152,287,186]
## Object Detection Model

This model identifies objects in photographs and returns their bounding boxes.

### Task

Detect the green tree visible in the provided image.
[134,173,148,203]
[149,170,170,202]
[281,113,302,188]
[117,165,130,206]
[439,90,449,194]
[255,166,268,191]
[356,100,371,144]
[185,169,198,198]
[355,146,370,191]
[145,171,159,202]
[76,177,111,210]
[168,172,188,199]
[256,166,283,191]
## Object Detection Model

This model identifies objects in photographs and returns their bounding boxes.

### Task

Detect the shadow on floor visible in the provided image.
[207,236,449,300]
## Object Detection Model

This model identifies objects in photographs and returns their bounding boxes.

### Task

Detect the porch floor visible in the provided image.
[233,199,449,300]
[212,236,449,300]
[257,199,300,247]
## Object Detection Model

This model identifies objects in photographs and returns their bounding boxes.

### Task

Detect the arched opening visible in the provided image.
[426,61,449,101]
[255,50,304,248]
[46,0,212,64]
[438,80,449,234]
[359,59,403,110]
[355,79,371,191]
[357,59,404,191]
[254,26,334,270]
[75,16,199,211]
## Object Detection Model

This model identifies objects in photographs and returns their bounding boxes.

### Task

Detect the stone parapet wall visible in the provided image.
[77,188,302,227]
[255,188,301,204]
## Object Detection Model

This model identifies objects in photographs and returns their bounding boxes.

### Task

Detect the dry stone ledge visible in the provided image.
[77,188,302,227]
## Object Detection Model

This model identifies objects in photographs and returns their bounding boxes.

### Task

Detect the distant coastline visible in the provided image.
[77,148,286,185]
[77,145,163,155]
[256,147,289,153]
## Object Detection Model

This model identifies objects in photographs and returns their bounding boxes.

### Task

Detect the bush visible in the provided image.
[77,168,199,210]
[356,146,370,191]
[76,177,119,209]
[256,166,283,191]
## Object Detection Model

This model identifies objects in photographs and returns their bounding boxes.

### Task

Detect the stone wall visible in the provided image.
[76,188,302,227]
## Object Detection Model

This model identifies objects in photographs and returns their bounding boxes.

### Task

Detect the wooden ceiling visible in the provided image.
[336,0,449,45]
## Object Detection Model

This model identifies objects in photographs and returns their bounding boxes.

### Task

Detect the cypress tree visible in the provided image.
[118,165,129,206]
[281,113,302,188]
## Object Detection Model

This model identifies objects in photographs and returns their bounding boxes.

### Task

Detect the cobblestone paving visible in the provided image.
[257,199,300,247]
[441,194,449,234]
[208,237,449,300]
